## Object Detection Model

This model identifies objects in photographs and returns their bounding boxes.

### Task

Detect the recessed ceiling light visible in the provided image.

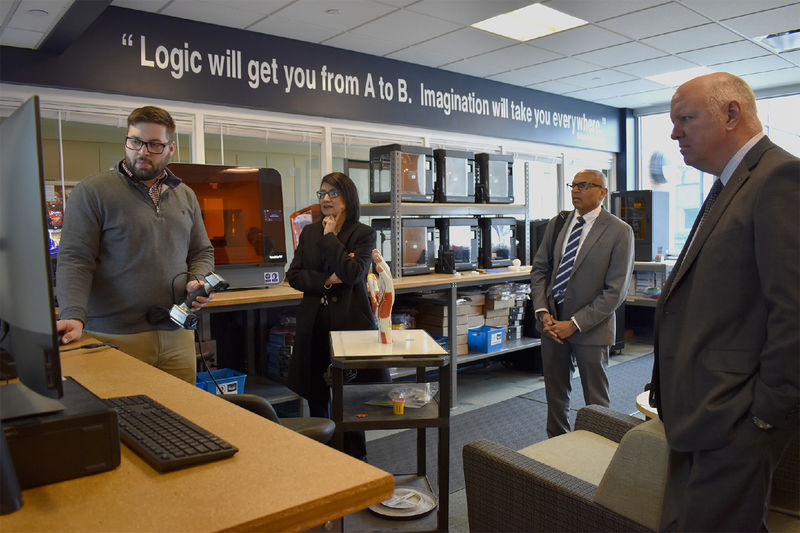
[27,9,49,16]
[646,66,715,87]
[758,29,800,53]
[471,3,587,42]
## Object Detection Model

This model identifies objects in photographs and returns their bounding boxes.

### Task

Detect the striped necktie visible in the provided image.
[552,215,585,304]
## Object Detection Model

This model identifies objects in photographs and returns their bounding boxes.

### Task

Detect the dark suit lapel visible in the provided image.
[666,137,774,300]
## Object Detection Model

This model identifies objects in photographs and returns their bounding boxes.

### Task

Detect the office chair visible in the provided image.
[222,393,335,444]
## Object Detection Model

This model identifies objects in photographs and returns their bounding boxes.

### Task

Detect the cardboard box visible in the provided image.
[458,290,486,306]
[484,308,509,319]
[485,298,513,310]
[420,303,471,317]
[420,323,474,336]
[417,313,473,328]
[485,315,510,327]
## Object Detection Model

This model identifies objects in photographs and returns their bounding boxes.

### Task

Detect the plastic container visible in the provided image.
[196,368,247,395]
[467,325,506,353]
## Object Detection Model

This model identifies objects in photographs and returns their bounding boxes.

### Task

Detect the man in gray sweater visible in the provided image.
[56,106,215,383]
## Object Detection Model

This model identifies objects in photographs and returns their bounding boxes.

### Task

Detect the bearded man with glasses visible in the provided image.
[531,169,634,437]
[56,106,215,384]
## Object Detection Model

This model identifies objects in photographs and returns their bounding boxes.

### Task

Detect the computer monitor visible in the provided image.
[0,96,65,421]
[170,164,287,288]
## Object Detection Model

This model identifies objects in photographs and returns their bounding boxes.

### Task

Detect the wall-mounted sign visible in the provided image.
[0,7,623,152]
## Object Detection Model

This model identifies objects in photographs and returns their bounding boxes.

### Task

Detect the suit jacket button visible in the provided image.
[331,296,338,303]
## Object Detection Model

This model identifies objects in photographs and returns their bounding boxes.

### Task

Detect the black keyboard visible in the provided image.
[105,394,238,473]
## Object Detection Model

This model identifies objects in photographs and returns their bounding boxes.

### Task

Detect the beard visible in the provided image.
[125,153,169,182]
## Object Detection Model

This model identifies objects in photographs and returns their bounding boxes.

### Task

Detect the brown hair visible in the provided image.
[127,106,176,140]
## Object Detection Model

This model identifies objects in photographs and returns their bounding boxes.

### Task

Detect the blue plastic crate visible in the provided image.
[467,325,506,353]
[196,368,247,395]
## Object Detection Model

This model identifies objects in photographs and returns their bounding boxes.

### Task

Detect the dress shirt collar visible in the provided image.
[719,131,764,186]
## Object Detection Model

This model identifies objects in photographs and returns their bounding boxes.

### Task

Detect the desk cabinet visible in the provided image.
[330,330,450,533]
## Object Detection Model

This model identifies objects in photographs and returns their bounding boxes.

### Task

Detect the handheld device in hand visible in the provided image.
[169,272,229,329]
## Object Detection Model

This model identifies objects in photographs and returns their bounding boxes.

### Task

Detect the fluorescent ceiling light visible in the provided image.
[758,29,800,53]
[471,3,587,42]
[646,66,715,87]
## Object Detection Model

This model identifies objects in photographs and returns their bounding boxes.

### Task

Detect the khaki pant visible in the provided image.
[86,328,197,384]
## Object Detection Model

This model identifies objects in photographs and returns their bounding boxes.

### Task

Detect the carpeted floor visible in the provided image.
[366,352,654,493]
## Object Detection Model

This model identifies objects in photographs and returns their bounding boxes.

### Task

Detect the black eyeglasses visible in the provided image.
[567,181,604,191]
[316,189,341,199]
[125,137,170,154]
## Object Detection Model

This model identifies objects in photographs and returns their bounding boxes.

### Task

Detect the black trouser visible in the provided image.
[308,307,390,460]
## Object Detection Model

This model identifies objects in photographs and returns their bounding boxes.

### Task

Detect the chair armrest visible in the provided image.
[575,405,643,443]
[463,439,651,532]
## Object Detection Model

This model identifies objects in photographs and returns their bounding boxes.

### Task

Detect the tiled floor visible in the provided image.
[365,340,655,532]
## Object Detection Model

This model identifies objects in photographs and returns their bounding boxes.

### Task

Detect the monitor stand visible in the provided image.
[0,382,65,421]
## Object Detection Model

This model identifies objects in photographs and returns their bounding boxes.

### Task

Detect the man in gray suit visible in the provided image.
[651,72,799,531]
[531,169,634,437]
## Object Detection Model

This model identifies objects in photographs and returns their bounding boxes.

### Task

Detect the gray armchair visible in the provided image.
[463,405,799,532]
[463,405,666,532]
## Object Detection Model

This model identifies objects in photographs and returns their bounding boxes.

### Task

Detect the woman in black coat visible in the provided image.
[286,172,389,458]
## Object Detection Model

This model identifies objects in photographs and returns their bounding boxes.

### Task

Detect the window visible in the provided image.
[331,130,425,203]
[638,93,799,256]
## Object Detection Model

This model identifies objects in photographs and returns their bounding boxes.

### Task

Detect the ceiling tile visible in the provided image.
[541,0,665,23]
[558,69,636,89]
[641,23,741,54]
[7,0,73,32]
[682,0,798,21]
[249,16,342,42]
[440,59,498,77]
[406,0,531,25]
[575,41,666,67]
[722,4,800,38]
[596,3,711,39]
[597,87,676,108]
[266,0,395,31]
[615,55,700,77]
[111,0,172,11]
[678,40,772,65]
[323,31,407,57]
[529,24,630,56]
[741,67,800,89]
[780,50,800,65]
[489,56,598,85]
[333,9,460,52]
[0,27,44,48]
[565,78,668,100]
[388,27,517,67]
[443,43,562,75]
[712,54,795,76]
[373,0,417,6]
[529,79,583,94]
[161,1,275,28]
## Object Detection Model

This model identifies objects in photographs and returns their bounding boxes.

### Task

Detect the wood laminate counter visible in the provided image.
[0,340,393,533]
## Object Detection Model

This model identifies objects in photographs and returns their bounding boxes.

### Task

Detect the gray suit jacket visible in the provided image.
[531,208,634,346]
[652,136,800,452]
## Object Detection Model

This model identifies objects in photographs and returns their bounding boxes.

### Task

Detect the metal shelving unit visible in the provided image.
[362,152,539,404]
